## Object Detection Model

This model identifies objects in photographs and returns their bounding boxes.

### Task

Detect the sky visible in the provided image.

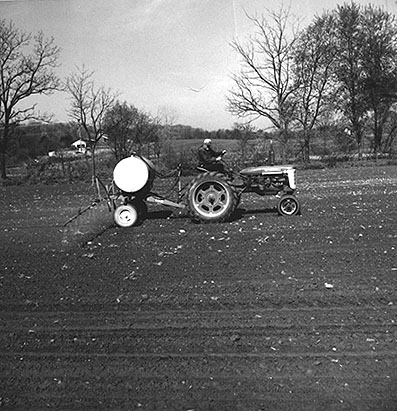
[1,0,396,130]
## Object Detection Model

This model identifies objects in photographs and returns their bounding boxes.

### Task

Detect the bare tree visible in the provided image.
[0,19,61,179]
[232,122,255,163]
[227,7,301,163]
[360,4,397,155]
[134,109,158,158]
[332,3,368,158]
[154,105,179,159]
[66,66,117,184]
[156,105,178,128]
[292,13,338,162]
[103,101,137,161]
[103,100,159,161]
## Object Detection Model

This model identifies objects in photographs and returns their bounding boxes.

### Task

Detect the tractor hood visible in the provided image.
[239,165,295,176]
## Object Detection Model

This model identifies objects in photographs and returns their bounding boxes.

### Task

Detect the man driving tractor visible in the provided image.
[198,138,226,173]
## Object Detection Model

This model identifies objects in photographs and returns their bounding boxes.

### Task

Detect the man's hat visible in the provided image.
[203,138,212,145]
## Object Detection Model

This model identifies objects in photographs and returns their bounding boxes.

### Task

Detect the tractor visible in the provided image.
[111,153,300,228]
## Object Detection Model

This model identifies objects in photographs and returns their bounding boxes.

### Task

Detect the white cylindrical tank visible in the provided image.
[113,155,154,194]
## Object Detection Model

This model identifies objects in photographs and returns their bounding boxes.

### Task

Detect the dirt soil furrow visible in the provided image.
[0,165,396,410]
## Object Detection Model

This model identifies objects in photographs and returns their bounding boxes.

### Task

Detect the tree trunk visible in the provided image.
[374,126,382,157]
[0,126,9,179]
[0,151,6,179]
[268,140,275,165]
[90,145,102,198]
[303,130,310,164]
[91,149,96,181]
[357,133,363,160]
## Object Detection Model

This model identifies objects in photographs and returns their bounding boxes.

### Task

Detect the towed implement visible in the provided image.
[110,154,300,227]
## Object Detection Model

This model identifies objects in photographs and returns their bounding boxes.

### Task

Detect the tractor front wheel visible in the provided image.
[277,195,300,216]
[187,172,237,223]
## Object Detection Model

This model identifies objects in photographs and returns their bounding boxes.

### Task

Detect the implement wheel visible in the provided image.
[114,199,147,228]
[114,204,139,227]
[188,172,237,223]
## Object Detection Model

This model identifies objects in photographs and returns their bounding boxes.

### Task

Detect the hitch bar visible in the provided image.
[146,195,186,209]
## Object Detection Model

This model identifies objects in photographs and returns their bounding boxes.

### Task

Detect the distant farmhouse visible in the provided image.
[71,139,87,154]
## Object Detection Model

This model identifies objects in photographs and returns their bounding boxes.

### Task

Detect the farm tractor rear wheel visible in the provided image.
[188,172,238,223]
[277,195,300,216]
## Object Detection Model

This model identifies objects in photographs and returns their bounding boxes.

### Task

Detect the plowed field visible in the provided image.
[0,166,396,410]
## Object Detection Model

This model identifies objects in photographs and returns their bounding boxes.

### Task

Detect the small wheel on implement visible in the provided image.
[277,195,300,216]
[114,203,139,227]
